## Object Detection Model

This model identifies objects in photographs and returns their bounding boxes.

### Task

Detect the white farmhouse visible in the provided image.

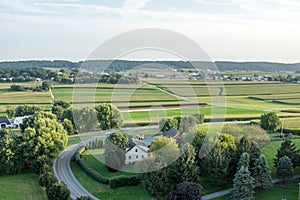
[13,116,30,128]
[125,145,149,165]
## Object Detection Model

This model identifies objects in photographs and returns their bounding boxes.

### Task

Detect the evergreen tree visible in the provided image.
[253,154,272,190]
[249,141,261,173]
[276,156,294,183]
[138,159,173,197]
[237,152,250,172]
[231,166,254,200]
[274,139,299,168]
[202,146,231,186]
[168,144,200,184]
[230,137,251,175]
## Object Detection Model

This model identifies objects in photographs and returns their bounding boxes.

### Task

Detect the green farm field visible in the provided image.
[0,172,46,200]
[0,82,52,114]
[52,84,180,106]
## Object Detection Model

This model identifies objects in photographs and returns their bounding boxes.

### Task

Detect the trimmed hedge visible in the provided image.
[74,145,141,188]
[109,176,141,189]
[74,147,109,184]
[282,128,300,135]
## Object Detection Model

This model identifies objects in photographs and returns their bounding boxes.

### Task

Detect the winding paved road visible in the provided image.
[53,121,253,199]
[53,126,162,199]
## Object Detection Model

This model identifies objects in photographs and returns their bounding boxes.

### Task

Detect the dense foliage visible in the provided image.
[253,154,272,190]
[95,103,124,130]
[166,182,203,200]
[276,156,294,183]
[274,139,299,167]
[104,132,128,172]
[230,166,254,200]
[159,113,205,133]
[260,112,281,132]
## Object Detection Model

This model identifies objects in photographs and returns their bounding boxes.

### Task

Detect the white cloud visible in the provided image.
[0,0,300,62]
[122,0,150,10]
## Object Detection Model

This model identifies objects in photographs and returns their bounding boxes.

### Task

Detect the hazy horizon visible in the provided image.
[1,0,300,62]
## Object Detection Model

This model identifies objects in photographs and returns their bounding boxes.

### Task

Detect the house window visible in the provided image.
[129,156,131,160]
[135,149,138,152]
[142,155,144,158]
[136,155,138,159]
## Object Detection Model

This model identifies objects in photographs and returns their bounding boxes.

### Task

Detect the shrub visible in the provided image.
[46,182,70,200]
[166,182,203,200]
[109,176,140,189]
[74,147,109,184]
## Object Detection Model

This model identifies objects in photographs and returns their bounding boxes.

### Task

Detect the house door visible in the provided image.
[1,124,6,129]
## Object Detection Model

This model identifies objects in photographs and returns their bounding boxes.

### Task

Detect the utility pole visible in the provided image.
[298,182,300,200]
[280,121,284,138]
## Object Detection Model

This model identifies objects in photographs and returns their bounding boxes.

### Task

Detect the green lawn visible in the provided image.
[213,179,300,200]
[0,172,46,200]
[71,161,156,200]
[82,149,136,177]
[262,139,300,175]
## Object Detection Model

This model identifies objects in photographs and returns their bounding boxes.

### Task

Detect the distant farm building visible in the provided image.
[0,116,12,129]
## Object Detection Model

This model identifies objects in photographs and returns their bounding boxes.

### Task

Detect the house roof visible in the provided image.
[142,135,161,147]
[0,116,11,125]
[126,145,149,154]
[163,128,180,138]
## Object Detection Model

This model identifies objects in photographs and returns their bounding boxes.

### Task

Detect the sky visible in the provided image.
[0,0,300,62]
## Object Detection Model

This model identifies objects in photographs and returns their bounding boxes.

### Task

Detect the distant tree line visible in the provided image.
[0,67,57,80]
[1,60,300,72]
[10,81,50,92]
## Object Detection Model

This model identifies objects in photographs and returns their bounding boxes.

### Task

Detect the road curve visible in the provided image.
[53,122,250,199]
[53,126,162,199]
[53,138,103,200]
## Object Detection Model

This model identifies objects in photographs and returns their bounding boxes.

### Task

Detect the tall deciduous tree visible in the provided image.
[260,112,281,132]
[22,112,68,169]
[63,118,75,135]
[5,108,14,118]
[149,137,179,164]
[15,105,41,117]
[53,100,70,109]
[104,132,128,172]
[0,133,24,174]
[95,103,123,130]
[41,81,50,91]
[253,154,272,190]
[72,107,98,132]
